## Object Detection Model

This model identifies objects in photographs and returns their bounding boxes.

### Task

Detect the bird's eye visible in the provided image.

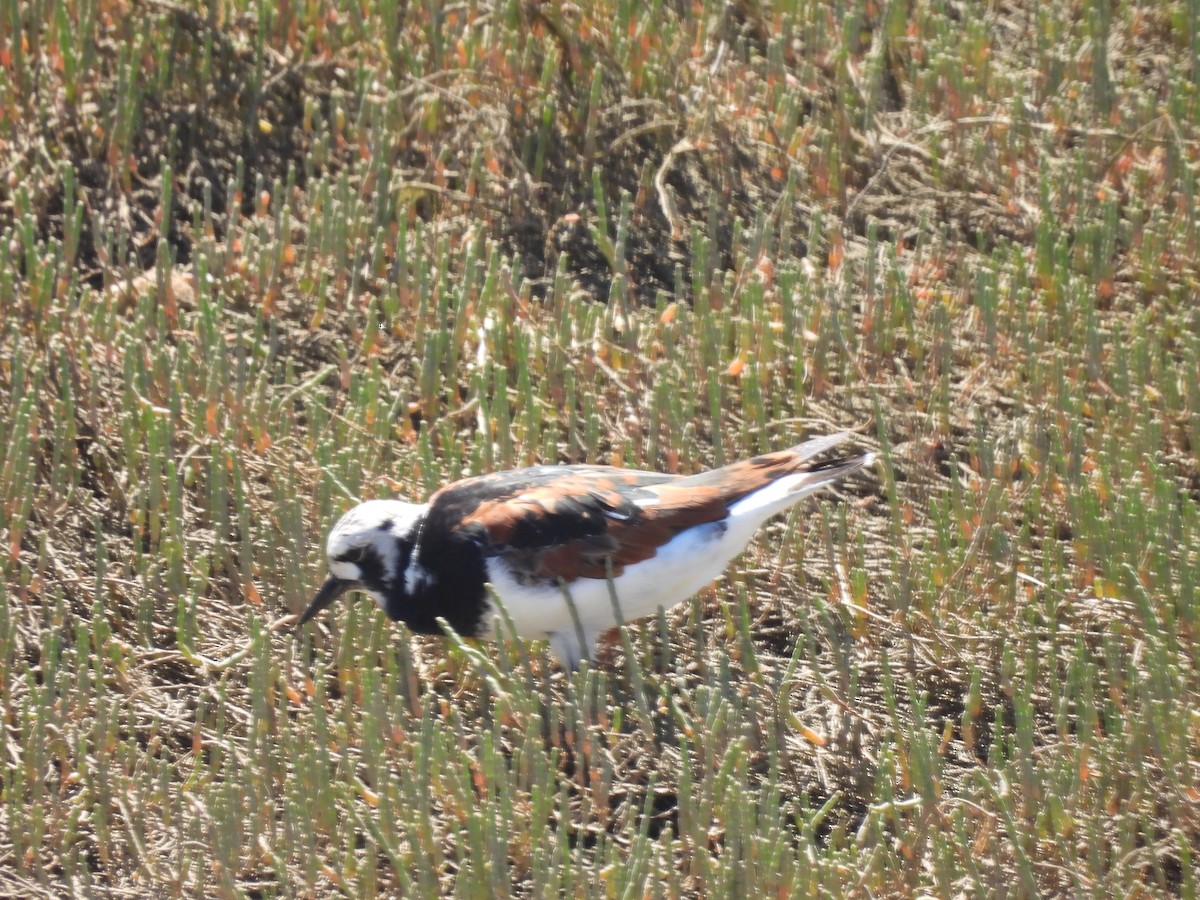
[337,547,365,565]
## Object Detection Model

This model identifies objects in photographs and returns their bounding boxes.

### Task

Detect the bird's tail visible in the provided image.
[724,433,875,525]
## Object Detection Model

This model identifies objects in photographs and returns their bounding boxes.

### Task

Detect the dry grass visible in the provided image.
[2,0,1199,896]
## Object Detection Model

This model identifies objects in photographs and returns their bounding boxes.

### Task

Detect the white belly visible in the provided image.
[481,520,750,666]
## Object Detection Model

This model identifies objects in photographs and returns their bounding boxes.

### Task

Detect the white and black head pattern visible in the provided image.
[300,499,426,627]
[324,500,425,586]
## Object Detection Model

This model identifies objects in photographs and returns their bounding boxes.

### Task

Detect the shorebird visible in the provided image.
[298,432,873,668]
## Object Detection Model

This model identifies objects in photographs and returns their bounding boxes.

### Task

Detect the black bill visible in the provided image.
[297,576,358,627]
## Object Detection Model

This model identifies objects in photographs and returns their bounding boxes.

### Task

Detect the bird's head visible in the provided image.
[298,499,428,626]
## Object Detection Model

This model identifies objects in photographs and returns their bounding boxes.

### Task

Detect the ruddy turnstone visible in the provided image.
[298,432,874,668]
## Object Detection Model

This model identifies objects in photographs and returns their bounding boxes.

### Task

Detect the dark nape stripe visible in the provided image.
[394,537,413,587]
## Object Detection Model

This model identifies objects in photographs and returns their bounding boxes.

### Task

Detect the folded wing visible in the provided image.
[421,433,859,585]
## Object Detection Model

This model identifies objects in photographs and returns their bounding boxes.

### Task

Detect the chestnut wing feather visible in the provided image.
[421,448,832,585]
